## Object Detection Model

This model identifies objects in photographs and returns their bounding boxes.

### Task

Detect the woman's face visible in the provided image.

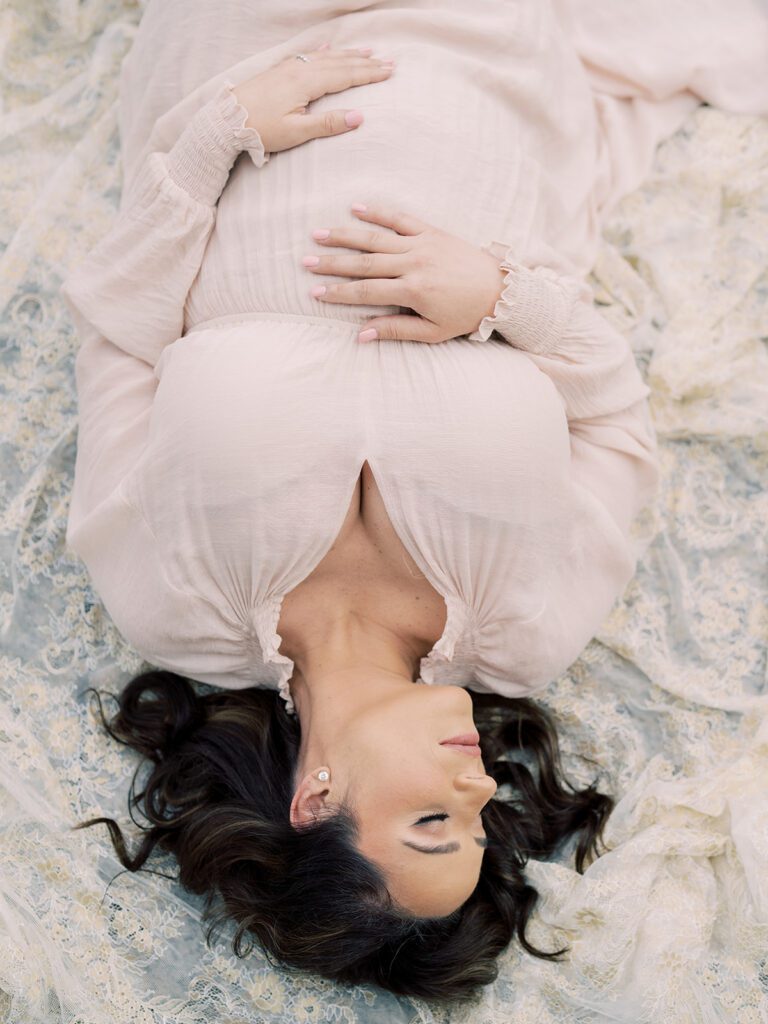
[331,685,498,917]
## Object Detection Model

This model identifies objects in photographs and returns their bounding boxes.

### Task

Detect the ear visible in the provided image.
[289,767,334,828]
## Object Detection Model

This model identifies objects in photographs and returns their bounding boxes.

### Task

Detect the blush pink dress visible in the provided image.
[60,0,768,714]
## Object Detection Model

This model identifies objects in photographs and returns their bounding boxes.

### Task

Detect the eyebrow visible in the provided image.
[402,837,488,855]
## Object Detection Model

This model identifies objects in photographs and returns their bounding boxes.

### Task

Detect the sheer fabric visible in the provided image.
[61,0,733,714]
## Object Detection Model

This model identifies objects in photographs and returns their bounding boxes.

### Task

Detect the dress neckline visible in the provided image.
[253,590,471,717]
[248,453,474,716]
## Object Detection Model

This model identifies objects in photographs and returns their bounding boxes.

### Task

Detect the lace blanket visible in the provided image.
[0,2,766,1021]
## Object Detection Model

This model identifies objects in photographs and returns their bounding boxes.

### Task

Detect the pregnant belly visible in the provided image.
[185,38,525,330]
[275,460,449,670]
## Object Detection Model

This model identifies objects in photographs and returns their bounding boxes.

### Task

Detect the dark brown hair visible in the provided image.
[73,669,614,1002]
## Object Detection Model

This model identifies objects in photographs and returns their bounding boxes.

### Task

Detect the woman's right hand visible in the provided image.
[232,43,394,156]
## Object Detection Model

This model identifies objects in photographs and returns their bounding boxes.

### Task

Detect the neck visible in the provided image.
[287,611,423,770]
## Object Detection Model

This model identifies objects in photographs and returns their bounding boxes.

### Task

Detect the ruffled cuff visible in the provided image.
[164,79,270,206]
[467,239,583,354]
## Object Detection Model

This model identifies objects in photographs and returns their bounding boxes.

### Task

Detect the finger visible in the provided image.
[350,203,428,237]
[302,252,406,278]
[311,45,390,59]
[309,226,409,255]
[287,107,370,144]
[310,277,409,307]
[303,60,394,102]
[357,316,444,344]
[302,52,393,69]
[318,45,382,56]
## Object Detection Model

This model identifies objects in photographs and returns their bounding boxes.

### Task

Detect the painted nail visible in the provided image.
[358,328,378,342]
[311,286,327,298]
[312,229,331,240]
[345,110,363,127]
[351,203,367,212]
[302,256,320,266]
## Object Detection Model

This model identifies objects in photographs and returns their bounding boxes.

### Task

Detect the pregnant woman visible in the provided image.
[60,0,767,1002]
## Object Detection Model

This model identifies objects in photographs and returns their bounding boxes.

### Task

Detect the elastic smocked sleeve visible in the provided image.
[468,245,651,421]
[60,79,268,370]
[61,80,268,550]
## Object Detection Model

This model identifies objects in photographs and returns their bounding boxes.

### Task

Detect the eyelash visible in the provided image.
[415,813,448,825]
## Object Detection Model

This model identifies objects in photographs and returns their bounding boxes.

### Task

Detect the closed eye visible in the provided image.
[414,813,448,826]
[409,812,488,851]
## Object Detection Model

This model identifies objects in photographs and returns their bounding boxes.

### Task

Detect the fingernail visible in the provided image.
[312,229,331,239]
[345,110,363,127]
[311,286,327,298]
[302,256,320,266]
[358,328,378,342]
[357,46,373,54]
[351,203,367,212]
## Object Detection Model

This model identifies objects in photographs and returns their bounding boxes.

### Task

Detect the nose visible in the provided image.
[454,771,498,805]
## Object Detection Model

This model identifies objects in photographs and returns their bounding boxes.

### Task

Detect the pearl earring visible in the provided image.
[318,770,330,782]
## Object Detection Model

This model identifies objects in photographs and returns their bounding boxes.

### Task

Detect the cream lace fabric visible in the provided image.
[1,2,767,1022]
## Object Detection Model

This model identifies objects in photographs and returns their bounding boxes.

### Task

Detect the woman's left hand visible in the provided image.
[302,203,508,343]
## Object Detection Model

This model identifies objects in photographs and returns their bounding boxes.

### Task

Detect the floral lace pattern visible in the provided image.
[0,3,766,1022]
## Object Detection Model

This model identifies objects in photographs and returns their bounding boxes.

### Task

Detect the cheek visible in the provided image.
[342,703,449,802]
[348,738,444,813]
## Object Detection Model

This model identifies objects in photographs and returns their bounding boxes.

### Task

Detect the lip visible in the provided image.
[441,743,482,758]
[440,732,480,746]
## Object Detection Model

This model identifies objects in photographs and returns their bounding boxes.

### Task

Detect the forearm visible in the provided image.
[63,82,270,540]
[154,79,269,206]
[61,81,268,368]
[468,255,650,421]
[469,247,660,538]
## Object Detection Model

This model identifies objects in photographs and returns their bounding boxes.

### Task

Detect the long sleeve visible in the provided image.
[468,244,660,540]
[61,79,268,370]
[61,80,268,550]
[467,244,660,697]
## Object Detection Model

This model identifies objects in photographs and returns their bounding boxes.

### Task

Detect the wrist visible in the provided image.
[468,252,580,352]
[481,266,509,321]
[219,80,270,165]
[468,257,511,340]
[165,80,269,206]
